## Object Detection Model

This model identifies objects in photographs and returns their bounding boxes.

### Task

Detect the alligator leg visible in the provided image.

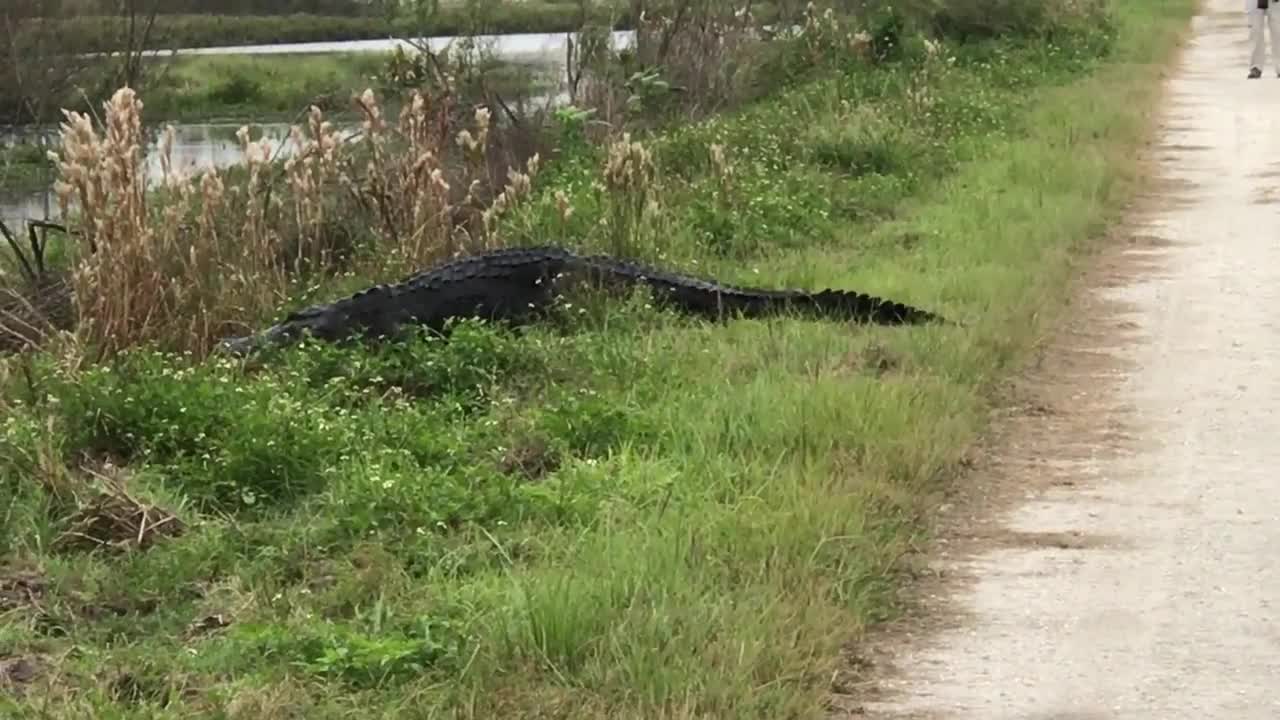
[394,255,570,334]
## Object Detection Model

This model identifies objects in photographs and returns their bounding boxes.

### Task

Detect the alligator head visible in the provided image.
[214,323,299,358]
[214,284,399,358]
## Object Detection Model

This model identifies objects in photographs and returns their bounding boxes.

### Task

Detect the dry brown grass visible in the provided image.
[629,2,766,117]
[0,275,73,353]
[564,2,775,130]
[52,482,186,554]
[0,217,75,353]
[42,83,545,361]
[601,132,658,256]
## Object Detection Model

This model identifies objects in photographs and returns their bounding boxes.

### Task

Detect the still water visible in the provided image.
[2,122,300,229]
[160,30,635,59]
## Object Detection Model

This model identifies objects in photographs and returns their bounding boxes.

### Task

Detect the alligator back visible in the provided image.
[392,246,576,332]
[215,246,947,356]
[217,247,578,355]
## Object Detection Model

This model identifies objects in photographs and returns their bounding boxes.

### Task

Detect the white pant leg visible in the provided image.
[1268,7,1280,73]
[1252,7,1267,69]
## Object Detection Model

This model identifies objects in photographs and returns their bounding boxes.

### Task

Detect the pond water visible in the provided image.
[1,30,632,231]
[3,121,326,232]
[0,89,571,231]
[161,29,636,61]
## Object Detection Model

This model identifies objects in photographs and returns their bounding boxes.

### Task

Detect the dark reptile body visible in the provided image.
[216,246,946,356]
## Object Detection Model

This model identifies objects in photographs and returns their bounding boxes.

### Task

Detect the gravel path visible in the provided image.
[857,3,1280,718]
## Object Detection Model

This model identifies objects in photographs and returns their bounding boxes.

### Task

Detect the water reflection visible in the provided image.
[161,30,636,60]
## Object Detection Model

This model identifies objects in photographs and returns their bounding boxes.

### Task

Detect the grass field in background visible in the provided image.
[0,1,1194,717]
[139,52,557,122]
[0,143,53,194]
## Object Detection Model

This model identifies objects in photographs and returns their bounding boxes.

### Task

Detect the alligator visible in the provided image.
[214,246,948,357]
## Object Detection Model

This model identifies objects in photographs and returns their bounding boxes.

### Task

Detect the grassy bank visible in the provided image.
[0,143,54,193]
[139,52,557,122]
[138,53,388,122]
[0,2,1193,719]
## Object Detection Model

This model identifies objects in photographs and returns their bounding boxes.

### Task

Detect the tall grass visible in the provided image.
[38,82,545,359]
[0,0,1194,717]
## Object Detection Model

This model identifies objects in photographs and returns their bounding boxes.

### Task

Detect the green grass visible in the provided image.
[137,52,556,122]
[0,1,1193,717]
[142,53,390,121]
[0,143,54,194]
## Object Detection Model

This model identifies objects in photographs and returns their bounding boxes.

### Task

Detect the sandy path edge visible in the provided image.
[828,2,1280,718]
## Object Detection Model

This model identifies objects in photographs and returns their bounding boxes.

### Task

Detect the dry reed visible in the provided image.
[44,83,543,360]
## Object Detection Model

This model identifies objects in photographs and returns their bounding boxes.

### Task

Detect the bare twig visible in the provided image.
[51,463,186,553]
[26,220,56,277]
[0,218,37,283]
[490,91,524,131]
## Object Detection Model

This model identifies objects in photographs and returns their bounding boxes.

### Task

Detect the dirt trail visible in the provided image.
[852,2,1280,718]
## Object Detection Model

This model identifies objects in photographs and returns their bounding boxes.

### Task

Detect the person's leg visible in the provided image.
[1267,7,1280,75]
[1251,6,1266,77]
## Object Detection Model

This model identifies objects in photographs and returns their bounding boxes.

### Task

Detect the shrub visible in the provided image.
[926,0,1113,43]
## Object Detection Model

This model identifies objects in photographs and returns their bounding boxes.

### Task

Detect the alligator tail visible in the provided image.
[704,287,947,325]
[786,288,947,325]
[573,255,947,326]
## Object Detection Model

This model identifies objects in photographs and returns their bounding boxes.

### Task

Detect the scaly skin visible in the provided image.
[215,246,948,356]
